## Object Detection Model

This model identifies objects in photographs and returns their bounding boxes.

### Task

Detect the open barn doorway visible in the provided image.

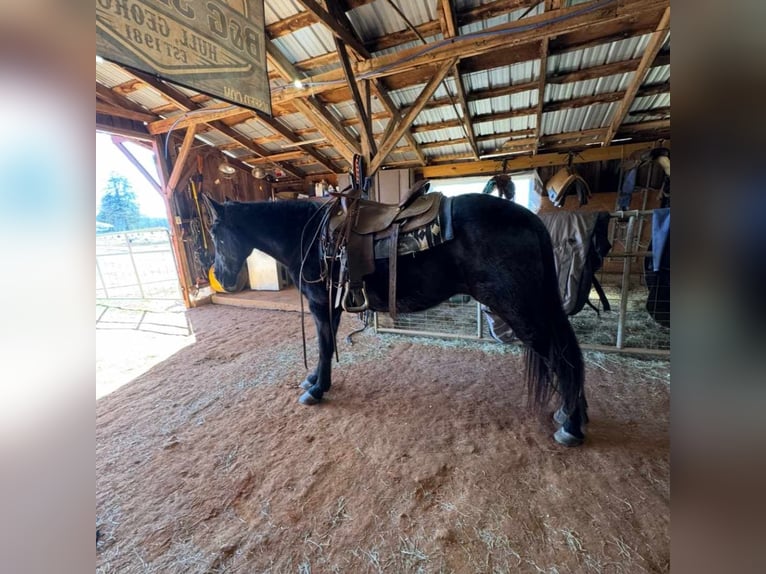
[96,132,193,398]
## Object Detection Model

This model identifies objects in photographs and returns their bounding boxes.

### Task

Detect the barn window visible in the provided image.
[430,171,543,213]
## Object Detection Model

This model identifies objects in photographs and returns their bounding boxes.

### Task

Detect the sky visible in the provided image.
[95,132,167,218]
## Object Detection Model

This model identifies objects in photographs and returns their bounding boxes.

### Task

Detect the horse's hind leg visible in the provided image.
[477,288,586,446]
[548,316,587,446]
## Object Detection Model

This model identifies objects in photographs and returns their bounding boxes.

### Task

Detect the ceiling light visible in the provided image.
[218,160,236,178]
[293,79,304,89]
[96,55,104,64]
[251,167,266,179]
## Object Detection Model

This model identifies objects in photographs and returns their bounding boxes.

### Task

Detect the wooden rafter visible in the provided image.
[242,151,307,164]
[420,139,669,178]
[392,2,659,77]
[266,41,360,164]
[271,0,667,106]
[437,0,480,160]
[533,37,549,155]
[295,0,370,59]
[371,83,427,167]
[96,83,151,116]
[96,100,156,123]
[266,10,317,39]
[111,136,162,193]
[533,1,560,154]
[371,58,456,173]
[335,38,376,157]
[130,70,307,179]
[165,125,198,195]
[549,50,669,84]
[292,99,360,164]
[603,6,670,146]
[147,104,245,135]
[246,109,340,173]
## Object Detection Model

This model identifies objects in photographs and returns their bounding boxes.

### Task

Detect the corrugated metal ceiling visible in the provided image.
[97,0,671,175]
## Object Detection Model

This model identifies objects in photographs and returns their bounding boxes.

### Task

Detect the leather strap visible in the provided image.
[591,276,611,312]
[388,223,400,319]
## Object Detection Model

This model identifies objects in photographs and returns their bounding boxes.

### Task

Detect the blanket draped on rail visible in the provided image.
[484,210,612,343]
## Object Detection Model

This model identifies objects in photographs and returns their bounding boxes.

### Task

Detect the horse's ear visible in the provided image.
[201,194,224,224]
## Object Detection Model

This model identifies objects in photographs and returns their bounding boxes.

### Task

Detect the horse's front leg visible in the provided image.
[299,302,341,405]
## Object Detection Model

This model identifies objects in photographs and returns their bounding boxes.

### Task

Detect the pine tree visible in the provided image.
[97,173,140,231]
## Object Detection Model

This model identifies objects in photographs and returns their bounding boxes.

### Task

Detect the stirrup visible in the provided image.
[342,283,369,313]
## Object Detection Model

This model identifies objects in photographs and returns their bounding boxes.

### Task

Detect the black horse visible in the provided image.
[203,192,588,446]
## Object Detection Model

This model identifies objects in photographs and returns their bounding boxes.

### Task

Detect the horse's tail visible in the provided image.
[524,229,585,417]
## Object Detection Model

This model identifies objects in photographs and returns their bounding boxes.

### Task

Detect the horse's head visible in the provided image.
[482,174,515,200]
[202,195,250,291]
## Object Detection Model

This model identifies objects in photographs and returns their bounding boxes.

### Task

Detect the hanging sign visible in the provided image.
[96,0,271,115]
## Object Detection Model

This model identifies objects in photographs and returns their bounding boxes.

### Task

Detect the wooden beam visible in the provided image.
[273,1,667,106]
[111,136,162,193]
[146,105,243,135]
[247,110,341,173]
[637,81,670,97]
[335,38,376,156]
[533,36,549,154]
[358,0,666,81]
[132,72,308,179]
[370,79,426,166]
[412,104,537,134]
[267,41,359,163]
[457,0,540,24]
[603,6,670,146]
[371,58,456,173]
[437,0,479,160]
[419,138,468,150]
[96,82,151,115]
[96,117,151,140]
[548,50,669,84]
[292,98,360,164]
[241,150,307,164]
[478,127,537,142]
[96,100,156,123]
[266,11,317,39]
[295,0,370,59]
[360,80,376,161]
[130,68,329,175]
[543,90,625,112]
[618,119,670,134]
[532,2,562,154]
[627,105,670,117]
[166,125,198,194]
[420,140,669,178]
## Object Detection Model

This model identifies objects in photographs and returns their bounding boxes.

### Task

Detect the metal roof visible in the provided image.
[97,0,671,177]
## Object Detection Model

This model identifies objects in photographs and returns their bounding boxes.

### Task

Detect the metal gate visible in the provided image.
[96,228,181,301]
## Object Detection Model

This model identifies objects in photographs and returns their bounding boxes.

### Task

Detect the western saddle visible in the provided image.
[324,179,442,318]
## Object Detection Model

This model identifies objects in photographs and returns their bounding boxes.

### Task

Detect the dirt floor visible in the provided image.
[96,304,670,573]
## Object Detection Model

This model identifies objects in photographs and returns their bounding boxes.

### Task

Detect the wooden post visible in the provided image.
[152,136,193,308]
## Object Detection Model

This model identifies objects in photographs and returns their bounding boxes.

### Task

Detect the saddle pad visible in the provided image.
[373,196,454,259]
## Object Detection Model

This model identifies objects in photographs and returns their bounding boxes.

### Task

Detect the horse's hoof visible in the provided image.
[299,378,313,391]
[554,426,584,447]
[553,406,568,426]
[299,391,321,405]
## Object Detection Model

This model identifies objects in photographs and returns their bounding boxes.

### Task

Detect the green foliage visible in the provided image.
[97,173,140,232]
